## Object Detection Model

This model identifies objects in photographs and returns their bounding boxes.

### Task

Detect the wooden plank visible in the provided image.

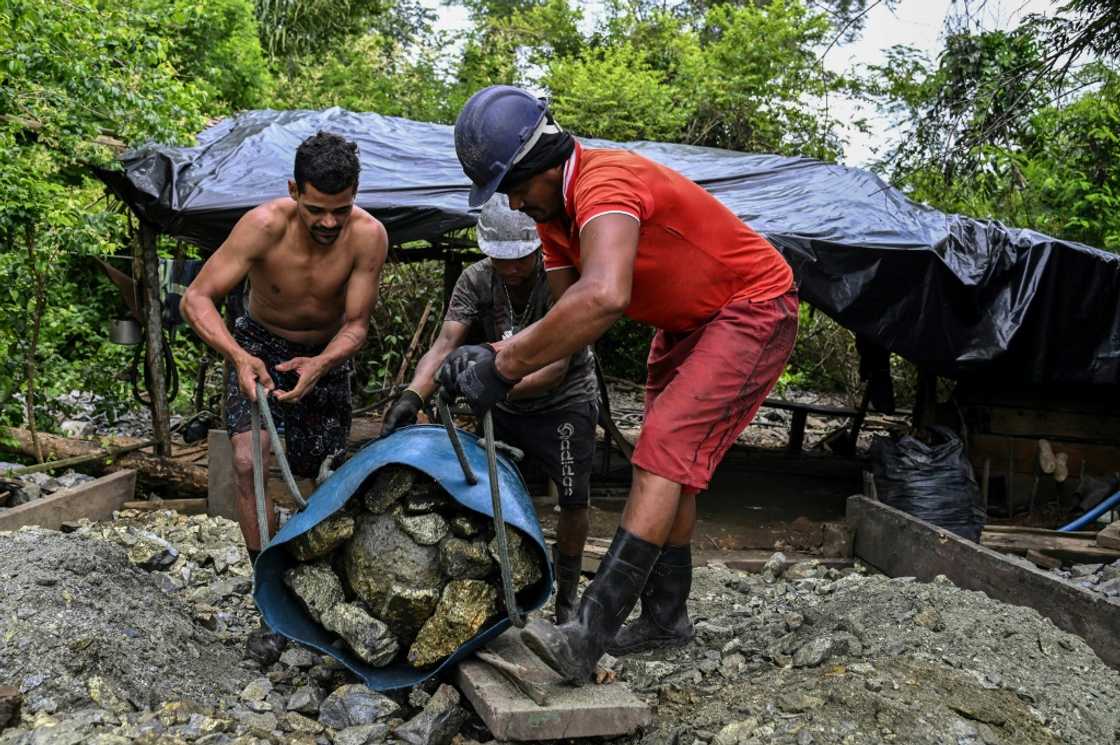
[1025,549,1062,570]
[455,630,651,741]
[847,495,1120,670]
[122,498,207,514]
[0,470,136,532]
[980,530,1120,563]
[1097,520,1120,550]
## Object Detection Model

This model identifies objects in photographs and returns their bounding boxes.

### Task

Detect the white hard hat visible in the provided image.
[477,197,539,259]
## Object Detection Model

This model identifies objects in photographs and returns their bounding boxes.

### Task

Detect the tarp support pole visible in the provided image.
[443,248,463,309]
[137,222,173,456]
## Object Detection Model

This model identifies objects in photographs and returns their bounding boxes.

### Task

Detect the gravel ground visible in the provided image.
[0,512,1117,745]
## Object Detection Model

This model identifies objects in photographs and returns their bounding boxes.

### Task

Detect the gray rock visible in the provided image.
[487,530,542,591]
[394,684,468,745]
[1097,576,1120,597]
[1070,563,1103,578]
[409,580,496,667]
[286,685,323,715]
[712,718,758,745]
[124,528,179,570]
[287,513,355,561]
[363,466,421,514]
[777,691,824,713]
[321,603,399,667]
[793,636,835,668]
[334,723,391,745]
[449,514,487,539]
[318,684,399,730]
[404,490,448,514]
[279,646,317,669]
[239,677,272,702]
[396,511,449,546]
[784,560,824,580]
[762,552,787,583]
[284,562,345,623]
[439,538,494,580]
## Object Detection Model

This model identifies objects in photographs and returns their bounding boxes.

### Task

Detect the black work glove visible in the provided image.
[382,389,423,435]
[437,344,519,416]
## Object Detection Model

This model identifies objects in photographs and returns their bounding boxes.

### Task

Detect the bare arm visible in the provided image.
[493,214,638,380]
[181,206,281,399]
[275,217,389,402]
[406,320,472,401]
[508,356,571,399]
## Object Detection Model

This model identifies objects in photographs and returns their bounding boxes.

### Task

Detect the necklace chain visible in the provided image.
[498,256,541,335]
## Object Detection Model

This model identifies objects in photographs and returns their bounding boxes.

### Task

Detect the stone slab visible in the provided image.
[455,630,652,741]
[0,470,136,531]
[848,494,1120,670]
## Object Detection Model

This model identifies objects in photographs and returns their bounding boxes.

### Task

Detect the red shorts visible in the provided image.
[631,288,799,491]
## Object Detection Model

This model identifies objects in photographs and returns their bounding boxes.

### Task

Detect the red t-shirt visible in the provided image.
[538,142,793,332]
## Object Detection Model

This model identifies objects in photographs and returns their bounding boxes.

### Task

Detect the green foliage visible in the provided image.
[132,0,273,110]
[271,32,458,123]
[254,0,392,58]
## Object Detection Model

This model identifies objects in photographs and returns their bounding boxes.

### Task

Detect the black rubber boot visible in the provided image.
[521,528,660,685]
[554,552,582,625]
[606,543,695,656]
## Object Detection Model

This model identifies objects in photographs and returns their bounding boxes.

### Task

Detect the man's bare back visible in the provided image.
[246,197,381,347]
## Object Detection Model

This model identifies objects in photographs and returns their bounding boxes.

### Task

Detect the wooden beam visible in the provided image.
[847,495,1120,670]
[137,223,172,456]
[0,470,136,531]
[980,529,1120,563]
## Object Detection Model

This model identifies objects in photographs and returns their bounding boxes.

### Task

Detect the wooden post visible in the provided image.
[137,222,173,456]
[913,366,937,431]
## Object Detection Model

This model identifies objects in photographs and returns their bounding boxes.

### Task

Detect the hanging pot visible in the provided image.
[109,318,142,345]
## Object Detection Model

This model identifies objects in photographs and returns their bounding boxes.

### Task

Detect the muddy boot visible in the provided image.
[521,528,659,685]
[606,543,695,656]
[554,552,582,624]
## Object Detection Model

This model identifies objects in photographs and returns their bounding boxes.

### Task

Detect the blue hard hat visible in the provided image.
[454,86,549,207]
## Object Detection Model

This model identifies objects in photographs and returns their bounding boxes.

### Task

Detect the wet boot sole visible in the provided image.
[521,623,590,686]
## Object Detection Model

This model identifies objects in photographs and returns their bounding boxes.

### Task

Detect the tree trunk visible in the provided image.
[1,427,208,496]
[23,225,45,464]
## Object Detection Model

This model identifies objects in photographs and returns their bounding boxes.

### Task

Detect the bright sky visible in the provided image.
[421,0,1059,166]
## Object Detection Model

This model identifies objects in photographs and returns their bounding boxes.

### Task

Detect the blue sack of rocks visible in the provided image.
[253,425,553,691]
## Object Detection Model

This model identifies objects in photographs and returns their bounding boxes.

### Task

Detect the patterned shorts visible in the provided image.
[225,315,352,478]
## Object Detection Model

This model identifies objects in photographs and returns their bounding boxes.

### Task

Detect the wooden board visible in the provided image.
[455,630,651,741]
[848,495,1120,670]
[980,529,1120,563]
[0,470,136,532]
[121,498,208,514]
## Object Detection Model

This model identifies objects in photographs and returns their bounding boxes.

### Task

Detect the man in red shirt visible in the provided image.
[441,86,798,684]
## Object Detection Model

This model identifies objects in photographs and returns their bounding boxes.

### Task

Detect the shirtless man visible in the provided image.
[182,131,388,563]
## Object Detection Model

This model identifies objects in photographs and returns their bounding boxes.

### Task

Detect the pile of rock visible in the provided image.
[282,465,544,669]
[0,466,95,508]
[1052,558,1120,601]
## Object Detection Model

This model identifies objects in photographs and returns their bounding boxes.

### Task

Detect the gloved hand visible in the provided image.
[437,344,519,416]
[382,389,424,435]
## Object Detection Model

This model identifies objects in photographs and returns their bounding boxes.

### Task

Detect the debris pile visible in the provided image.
[0,467,95,508]
[283,464,544,669]
[1052,558,1120,601]
[613,557,1120,745]
[2,509,1118,745]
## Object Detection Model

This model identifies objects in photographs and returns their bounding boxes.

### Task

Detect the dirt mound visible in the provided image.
[0,527,251,714]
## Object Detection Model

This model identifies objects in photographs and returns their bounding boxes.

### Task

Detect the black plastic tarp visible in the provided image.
[95,107,1120,385]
